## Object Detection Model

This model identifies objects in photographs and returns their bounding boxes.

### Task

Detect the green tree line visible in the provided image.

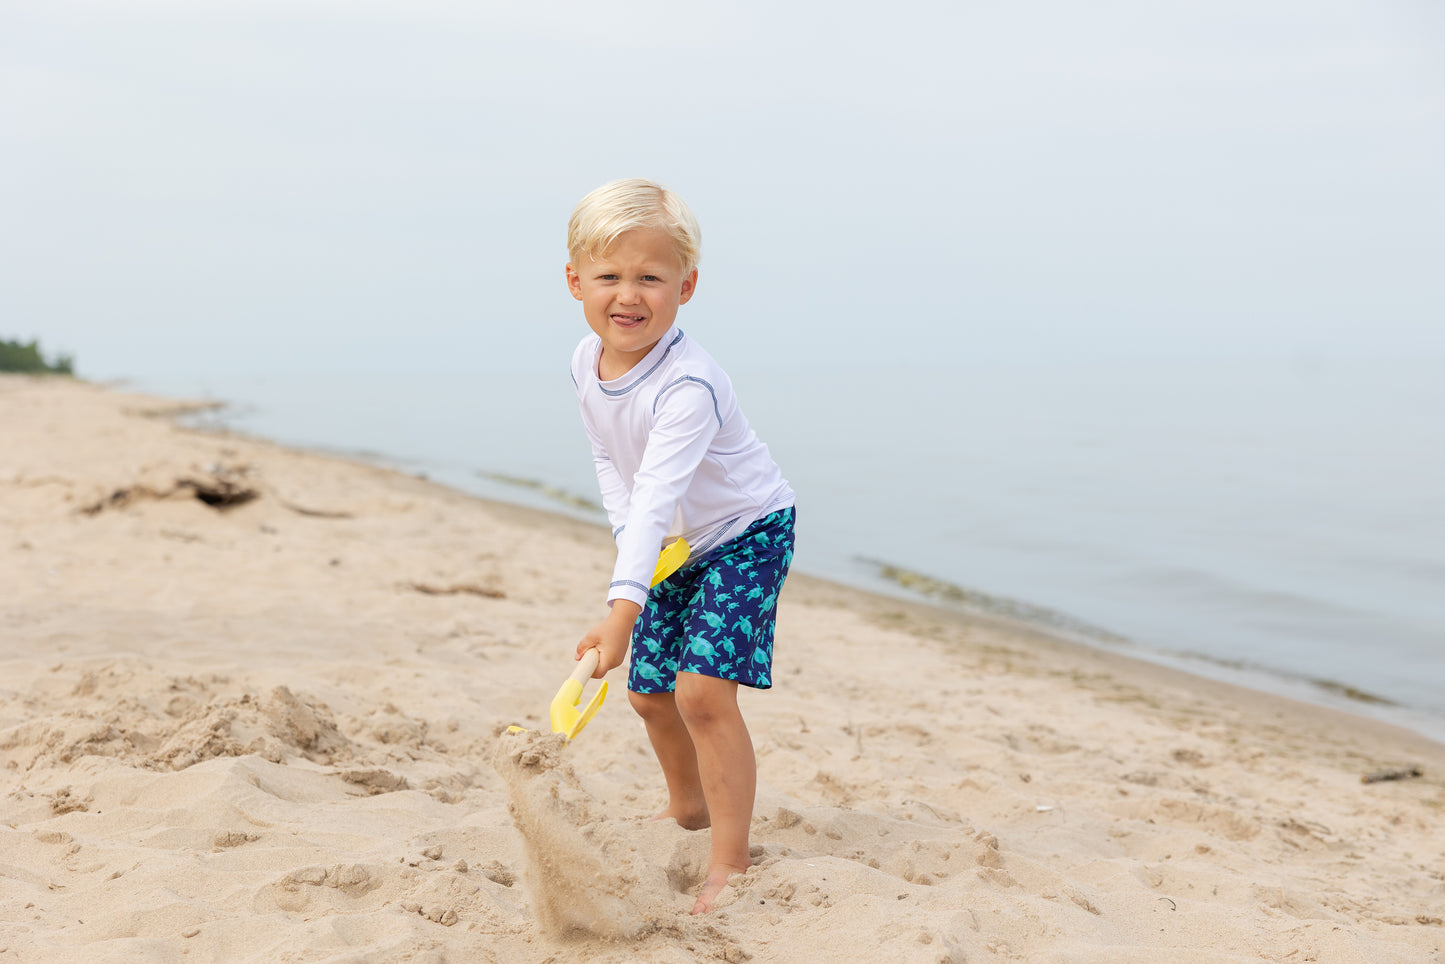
[0,338,75,375]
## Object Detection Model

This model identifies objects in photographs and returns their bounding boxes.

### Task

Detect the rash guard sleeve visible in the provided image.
[606,379,721,607]
[582,417,631,541]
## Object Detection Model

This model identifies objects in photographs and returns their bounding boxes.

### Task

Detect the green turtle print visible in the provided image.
[628,508,796,694]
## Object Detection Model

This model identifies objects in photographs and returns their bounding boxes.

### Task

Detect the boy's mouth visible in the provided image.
[611,314,647,328]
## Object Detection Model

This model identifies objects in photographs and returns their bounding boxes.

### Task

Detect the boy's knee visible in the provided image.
[628,689,678,723]
[673,673,737,728]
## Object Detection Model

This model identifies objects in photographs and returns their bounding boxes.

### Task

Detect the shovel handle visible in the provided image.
[570,648,601,684]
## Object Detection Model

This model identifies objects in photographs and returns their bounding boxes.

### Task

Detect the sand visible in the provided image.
[2,373,1443,963]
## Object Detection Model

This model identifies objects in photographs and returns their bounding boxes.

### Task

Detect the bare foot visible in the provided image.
[652,804,709,831]
[690,864,747,915]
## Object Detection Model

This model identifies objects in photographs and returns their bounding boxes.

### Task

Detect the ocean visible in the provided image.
[133,352,1445,743]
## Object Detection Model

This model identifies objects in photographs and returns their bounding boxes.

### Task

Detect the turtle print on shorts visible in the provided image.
[628,507,795,694]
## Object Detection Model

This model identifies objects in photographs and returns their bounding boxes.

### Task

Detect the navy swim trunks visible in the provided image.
[628,507,796,694]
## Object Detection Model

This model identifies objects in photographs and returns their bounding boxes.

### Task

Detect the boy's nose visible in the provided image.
[616,283,640,304]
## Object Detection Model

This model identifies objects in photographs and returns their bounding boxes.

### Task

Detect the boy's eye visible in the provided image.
[641,275,661,283]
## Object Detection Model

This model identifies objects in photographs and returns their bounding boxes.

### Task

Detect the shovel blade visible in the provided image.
[549,677,608,740]
[567,681,607,739]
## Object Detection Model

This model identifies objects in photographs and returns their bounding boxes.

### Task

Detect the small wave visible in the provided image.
[859,557,1131,646]
[479,472,603,513]
[1170,650,1398,707]
[1309,679,1396,706]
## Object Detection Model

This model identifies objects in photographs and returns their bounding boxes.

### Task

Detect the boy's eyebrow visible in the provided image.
[584,262,674,276]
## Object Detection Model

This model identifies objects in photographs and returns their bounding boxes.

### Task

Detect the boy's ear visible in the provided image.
[565,263,583,301]
[679,268,698,305]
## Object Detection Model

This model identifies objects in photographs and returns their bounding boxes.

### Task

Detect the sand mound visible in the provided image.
[1,664,354,774]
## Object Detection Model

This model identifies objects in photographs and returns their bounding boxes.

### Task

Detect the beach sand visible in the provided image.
[3,374,1443,963]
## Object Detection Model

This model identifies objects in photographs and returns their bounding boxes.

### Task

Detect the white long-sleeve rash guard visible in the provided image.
[571,327,795,609]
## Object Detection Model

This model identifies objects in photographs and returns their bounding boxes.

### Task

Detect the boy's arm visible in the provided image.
[573,337,631,538]
[583,417,631,540]
[606,380,722,609]
[576,382,718,679]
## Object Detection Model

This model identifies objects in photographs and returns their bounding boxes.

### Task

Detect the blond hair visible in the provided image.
[567,178,702,273]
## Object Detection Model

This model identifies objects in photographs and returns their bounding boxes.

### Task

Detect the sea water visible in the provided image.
[136,354,1445,742]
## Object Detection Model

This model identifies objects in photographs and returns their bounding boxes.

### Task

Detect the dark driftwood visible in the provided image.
[1360,766,1422,784]
[82,477,259,515]
[408,581,505,599]
[182,476,258,508]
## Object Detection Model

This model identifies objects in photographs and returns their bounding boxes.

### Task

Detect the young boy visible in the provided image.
[565,178,796,915]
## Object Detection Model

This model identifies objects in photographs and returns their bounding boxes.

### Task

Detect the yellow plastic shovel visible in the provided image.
[549,648,606,740]
[547,538,692,740]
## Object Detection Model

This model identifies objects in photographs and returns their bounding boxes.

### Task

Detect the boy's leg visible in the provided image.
[673,671,755,914]
[629,577,711,828]
[628,690,709,829]
[630,509,795,913]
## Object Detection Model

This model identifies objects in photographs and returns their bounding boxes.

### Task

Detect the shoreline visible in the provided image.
[154,416,1445,761]
[5,373,1444,963]
[782,568,1445,765]
[132,373,1445,747]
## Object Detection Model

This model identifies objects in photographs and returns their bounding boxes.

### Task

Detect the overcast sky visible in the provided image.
[2,0,1442,377]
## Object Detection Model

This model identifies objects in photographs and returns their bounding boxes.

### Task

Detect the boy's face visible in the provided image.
[566,226,697,378]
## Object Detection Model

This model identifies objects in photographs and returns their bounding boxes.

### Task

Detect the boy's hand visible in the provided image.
[576,600,642,679]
